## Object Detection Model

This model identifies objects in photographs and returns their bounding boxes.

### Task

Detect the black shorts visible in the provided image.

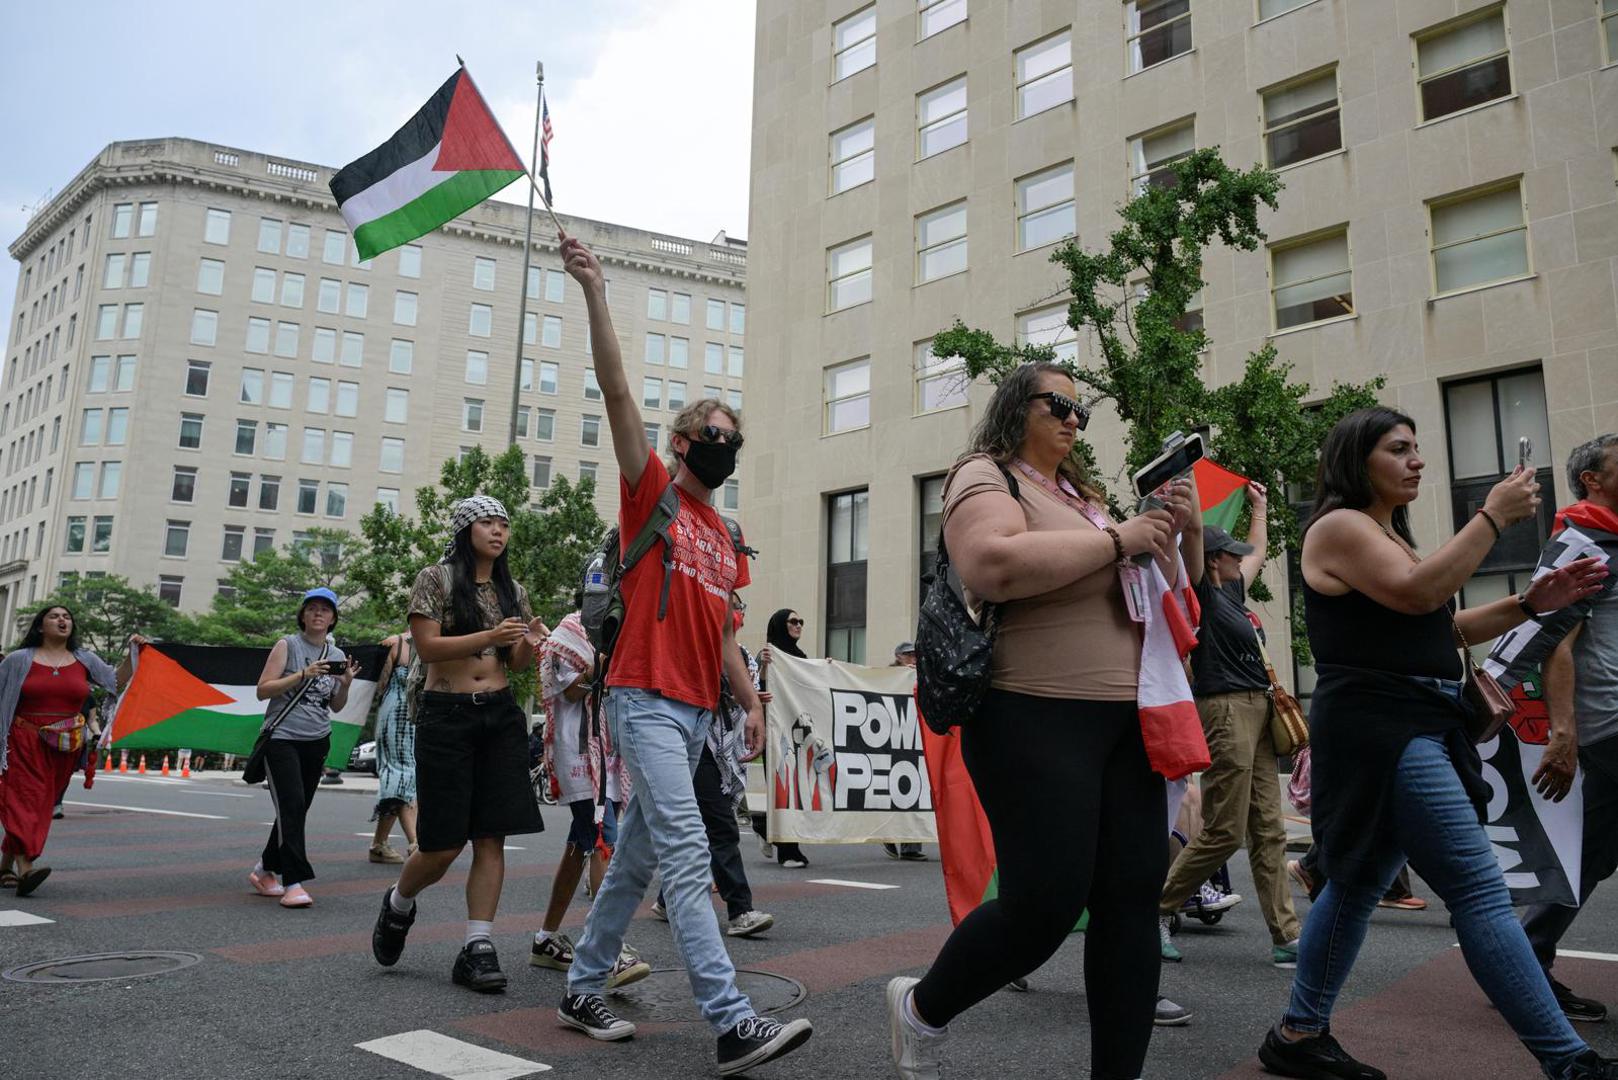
[415,689,543,852]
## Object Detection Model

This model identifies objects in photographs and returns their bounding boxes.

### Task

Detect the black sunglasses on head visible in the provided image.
[696,424,744,448]
[1026,391,1091,430]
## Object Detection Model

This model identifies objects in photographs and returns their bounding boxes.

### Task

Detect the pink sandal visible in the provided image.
[279,883,312,908]
[248,868,285,897]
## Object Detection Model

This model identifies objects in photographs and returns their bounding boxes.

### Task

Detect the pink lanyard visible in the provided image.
[1011,459,1148,621]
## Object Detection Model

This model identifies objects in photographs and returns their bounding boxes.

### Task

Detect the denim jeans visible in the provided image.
[1284,735,1589,1079]
[567,687,754,1034]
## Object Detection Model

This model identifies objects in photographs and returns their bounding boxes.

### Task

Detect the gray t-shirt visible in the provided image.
[1573,593,1618,747]
[268,633,345,741]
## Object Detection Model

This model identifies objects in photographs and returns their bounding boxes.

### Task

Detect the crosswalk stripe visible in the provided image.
[808,878,900,890]
[1558,948,1618,963]
[0,910,55,926]
[63,801,227,820]
[355,1030,550,1078]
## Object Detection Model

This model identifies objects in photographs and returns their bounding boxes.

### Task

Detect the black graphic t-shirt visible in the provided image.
[1191,575,1271,697]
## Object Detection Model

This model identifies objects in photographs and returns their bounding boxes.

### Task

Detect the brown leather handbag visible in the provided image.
[1255,638,1308,755]
[1451,619,1516,744]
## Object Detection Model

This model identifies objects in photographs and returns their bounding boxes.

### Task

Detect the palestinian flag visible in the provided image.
[107,643,386,770]
[1194,458,1249,531]
[330,67,525,260]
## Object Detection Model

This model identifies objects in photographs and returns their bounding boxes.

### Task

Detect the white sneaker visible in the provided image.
[888,976,946,1079]
[1197,881,1243,913]
[727,909,775,937]
[651,899,669,922]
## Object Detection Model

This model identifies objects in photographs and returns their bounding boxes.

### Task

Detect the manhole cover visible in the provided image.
[4,950,202,985]
[608,968,806,1023]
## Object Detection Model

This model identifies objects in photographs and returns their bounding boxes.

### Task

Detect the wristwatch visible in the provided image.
[1517,593,1537,619]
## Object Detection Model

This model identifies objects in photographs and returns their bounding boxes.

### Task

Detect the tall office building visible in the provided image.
[745,0,1618,691]
[3,138,746,639]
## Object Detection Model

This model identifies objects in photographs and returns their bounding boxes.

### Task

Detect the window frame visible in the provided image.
[915,201,969,284]
[833,5,878,82]
[1426,179,1532,299]
[1261,66,1343,171]
[918,0,966,39]
[829,116,877,195]
[1015,163,1076,253]
[1013,28,1073,121]
[916,76,969,160]
[1267,225,1356,334]
[1412,5,1514,125]
[827,235,874,312]
[1126,0,1194,75]
[914,339,970,414]
[823,357,873,435]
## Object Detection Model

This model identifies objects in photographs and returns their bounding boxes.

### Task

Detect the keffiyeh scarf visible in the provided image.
[442,495,510,560]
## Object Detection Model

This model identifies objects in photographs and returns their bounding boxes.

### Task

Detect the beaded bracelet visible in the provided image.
[1102,525,1126,564]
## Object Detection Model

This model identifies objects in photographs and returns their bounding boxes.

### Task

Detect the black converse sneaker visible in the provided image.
[1257,1025,1385,1080]
[451,939,508,993]
[717,1015,813,1077]
[557,993,637,1041]
[371,886,416,967]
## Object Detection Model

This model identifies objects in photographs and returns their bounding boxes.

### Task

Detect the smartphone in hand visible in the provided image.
[1518,436,1533,471]
[322,660,348,675]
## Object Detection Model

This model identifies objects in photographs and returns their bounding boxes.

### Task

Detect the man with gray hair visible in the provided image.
[1520,433,1618,1024]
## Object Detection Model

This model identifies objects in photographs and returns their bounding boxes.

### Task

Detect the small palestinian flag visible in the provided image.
[330,67,525,261]
[1194,458,1250,532]
[107,643,386,770]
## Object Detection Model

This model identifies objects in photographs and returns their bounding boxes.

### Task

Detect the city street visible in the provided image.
[3,770,1616,1079]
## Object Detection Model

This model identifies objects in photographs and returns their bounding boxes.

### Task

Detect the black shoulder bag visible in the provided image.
[242,642,328,785]
[915,465,1019,735]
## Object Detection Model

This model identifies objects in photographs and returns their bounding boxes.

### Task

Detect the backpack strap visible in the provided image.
[618,483,683,623]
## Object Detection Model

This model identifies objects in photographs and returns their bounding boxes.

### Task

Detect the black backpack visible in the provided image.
[915,465,1019,735]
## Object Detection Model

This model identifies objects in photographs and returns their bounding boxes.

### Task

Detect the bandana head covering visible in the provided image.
[442,495,511,560]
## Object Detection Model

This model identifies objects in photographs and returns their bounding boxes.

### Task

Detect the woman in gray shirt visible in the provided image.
[247,586,357,908]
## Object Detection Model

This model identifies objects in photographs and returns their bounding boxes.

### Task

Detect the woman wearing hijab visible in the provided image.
[0,607,138,896]
[753,608,809,868]
[370,495,550,994]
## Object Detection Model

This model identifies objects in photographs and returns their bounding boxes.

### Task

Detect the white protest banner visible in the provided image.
[764,652,935,845]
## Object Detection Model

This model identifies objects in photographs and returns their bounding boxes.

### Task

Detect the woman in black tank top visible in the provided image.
[1258,408,1611,1080]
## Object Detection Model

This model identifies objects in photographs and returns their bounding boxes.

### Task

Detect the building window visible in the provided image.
[473,257,497,291]
[1260,0,1318,17]
[317,277,341,313]
[302,427,325,464]
[541,361,560,395]
[158,576,183,607]
[345,282,368,319]
[1018,305,1078,363]
[164,520,191,558]
[204,208,231,245]
[258,218,282,254]
[269,371,294,409]
[582,414,602,447]
[235,419,258,456]
[1129,119,1195,193]
[918,0,965,38]
[322,230,346,264]
[264,422,287,459]
[240,368,265,405]
[278,273,304,309]
[465,350,489,385]
[579,461,598,485]
[669,337,689,369]
[307,377,331,413]
[705,299,725,332]
[340,331,364,367]
[705,343,724,375]
[545,269,564,303]
[916,340,969,413]
[189,309,218,347]
[104,253,126,289]
[645,333,667,367]
[916,201,968,283]
[1016,164,1075,251]
[826,489,870,663]
[833,6,877,81]
[65,516,86,553]
[72,462,94,499]
[726,388,743,411]
[1416,8,1511,122]
[384,387,408,423]
[824,358,871,433]
[532,455,553,488]
[91,516,114,553]
[1429,181,1529,295]
[375,488,400,513]
[469,303,493,337]
[335,381,358,417]
[463,399,485,432]
[535,407,556,441]
[919,474,946,598]
[1015,30,1072,119]
[1264,68,1341,169]
[1604,0,1617,66]
[643,377,663,409]
[917,76,968,159]
[1270,228,1353,331]
[329,431,353,467]
[389,339,414,374]
[259,476,280,511]
[730,303,745,336]
[228,472,251,508]
[648,288,668,321]
[245,317,271,354]
[728,346,744,378]
[671,292,691,324]
[827,236,873,311]
[1444,369,1555,574]
[830,117,876,195]
[543,315,562,348]
[178,413,204,450]
[394,291,417,326]
[380,437,405,473]
[111,203,133,239]
[121,303,143,338]
[296,480,319,514]
[252,267,276,304]
[286,223,310,259]
[1127,0,1193,73]
[275,323,299,363]
[221,525,245,562]
[171,466,197,502]
[326,483,348,518]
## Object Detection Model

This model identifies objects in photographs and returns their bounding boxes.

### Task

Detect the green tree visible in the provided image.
[19,575,194,661]
[932,148,1384,650]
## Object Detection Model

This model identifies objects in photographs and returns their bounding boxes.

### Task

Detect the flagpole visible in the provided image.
[509,61,545,448]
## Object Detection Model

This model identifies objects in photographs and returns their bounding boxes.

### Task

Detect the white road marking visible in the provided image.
[0,910,54,926]
[355,1030,550,1078]
[63,801,226,820]
[1559,949,1618,963]
[95,776,252,797]
[808,878,900,890]
[351,834,523,851]
[93,775,190,786]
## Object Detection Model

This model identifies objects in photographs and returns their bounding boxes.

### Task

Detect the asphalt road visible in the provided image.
[2,770,1616,1080]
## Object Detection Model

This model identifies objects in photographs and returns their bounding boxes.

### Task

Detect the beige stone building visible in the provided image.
[2,137,746,638]
[744,0,1618,696]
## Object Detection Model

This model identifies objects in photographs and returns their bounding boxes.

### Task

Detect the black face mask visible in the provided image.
[677,438,740,490]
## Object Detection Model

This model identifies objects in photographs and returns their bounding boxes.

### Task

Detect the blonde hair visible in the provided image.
[665,398,741,471]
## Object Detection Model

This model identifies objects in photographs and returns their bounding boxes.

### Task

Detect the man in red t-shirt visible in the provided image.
[555,235,813,1075]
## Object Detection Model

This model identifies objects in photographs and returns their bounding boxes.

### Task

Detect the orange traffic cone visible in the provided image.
[102,752,111,770]
[161,754,170,777]
[138,754,147,775]
[181,758,191,779]
[119,751,128,774]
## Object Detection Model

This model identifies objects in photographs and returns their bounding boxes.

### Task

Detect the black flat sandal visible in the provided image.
[15,866,51,897]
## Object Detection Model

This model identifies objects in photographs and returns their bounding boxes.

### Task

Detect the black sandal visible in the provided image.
[0,872,18,889]
[15,866,51,897]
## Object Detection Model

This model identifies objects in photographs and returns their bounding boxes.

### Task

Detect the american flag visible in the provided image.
[539,93,554,206]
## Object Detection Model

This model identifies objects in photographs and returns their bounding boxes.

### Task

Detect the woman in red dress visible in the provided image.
[0,606,134,896]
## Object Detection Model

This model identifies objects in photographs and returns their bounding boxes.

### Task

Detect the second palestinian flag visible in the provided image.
[1194,458,1250,531]
[330,68,525,260]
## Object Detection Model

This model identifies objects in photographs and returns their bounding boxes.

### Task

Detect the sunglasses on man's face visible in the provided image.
[696,425,744,448]
[1026,391,1091,430]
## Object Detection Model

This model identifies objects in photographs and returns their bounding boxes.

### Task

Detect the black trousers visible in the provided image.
[261,735,329,885]
[1524,735,1618,970]
[662,743,754,919]
[912,692,1167,1080]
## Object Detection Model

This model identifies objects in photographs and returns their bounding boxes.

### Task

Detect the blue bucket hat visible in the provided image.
[298,586,340,629]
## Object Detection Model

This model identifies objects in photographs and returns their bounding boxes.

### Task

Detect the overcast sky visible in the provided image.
[0,0,755,309]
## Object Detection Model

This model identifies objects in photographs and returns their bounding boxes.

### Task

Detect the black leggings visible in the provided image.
[261,736,329,885]
[912,692,1167,1080]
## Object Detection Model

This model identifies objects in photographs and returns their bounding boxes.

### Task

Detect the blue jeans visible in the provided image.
[1284,735,1589,1079]
[567,688,753,1034]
